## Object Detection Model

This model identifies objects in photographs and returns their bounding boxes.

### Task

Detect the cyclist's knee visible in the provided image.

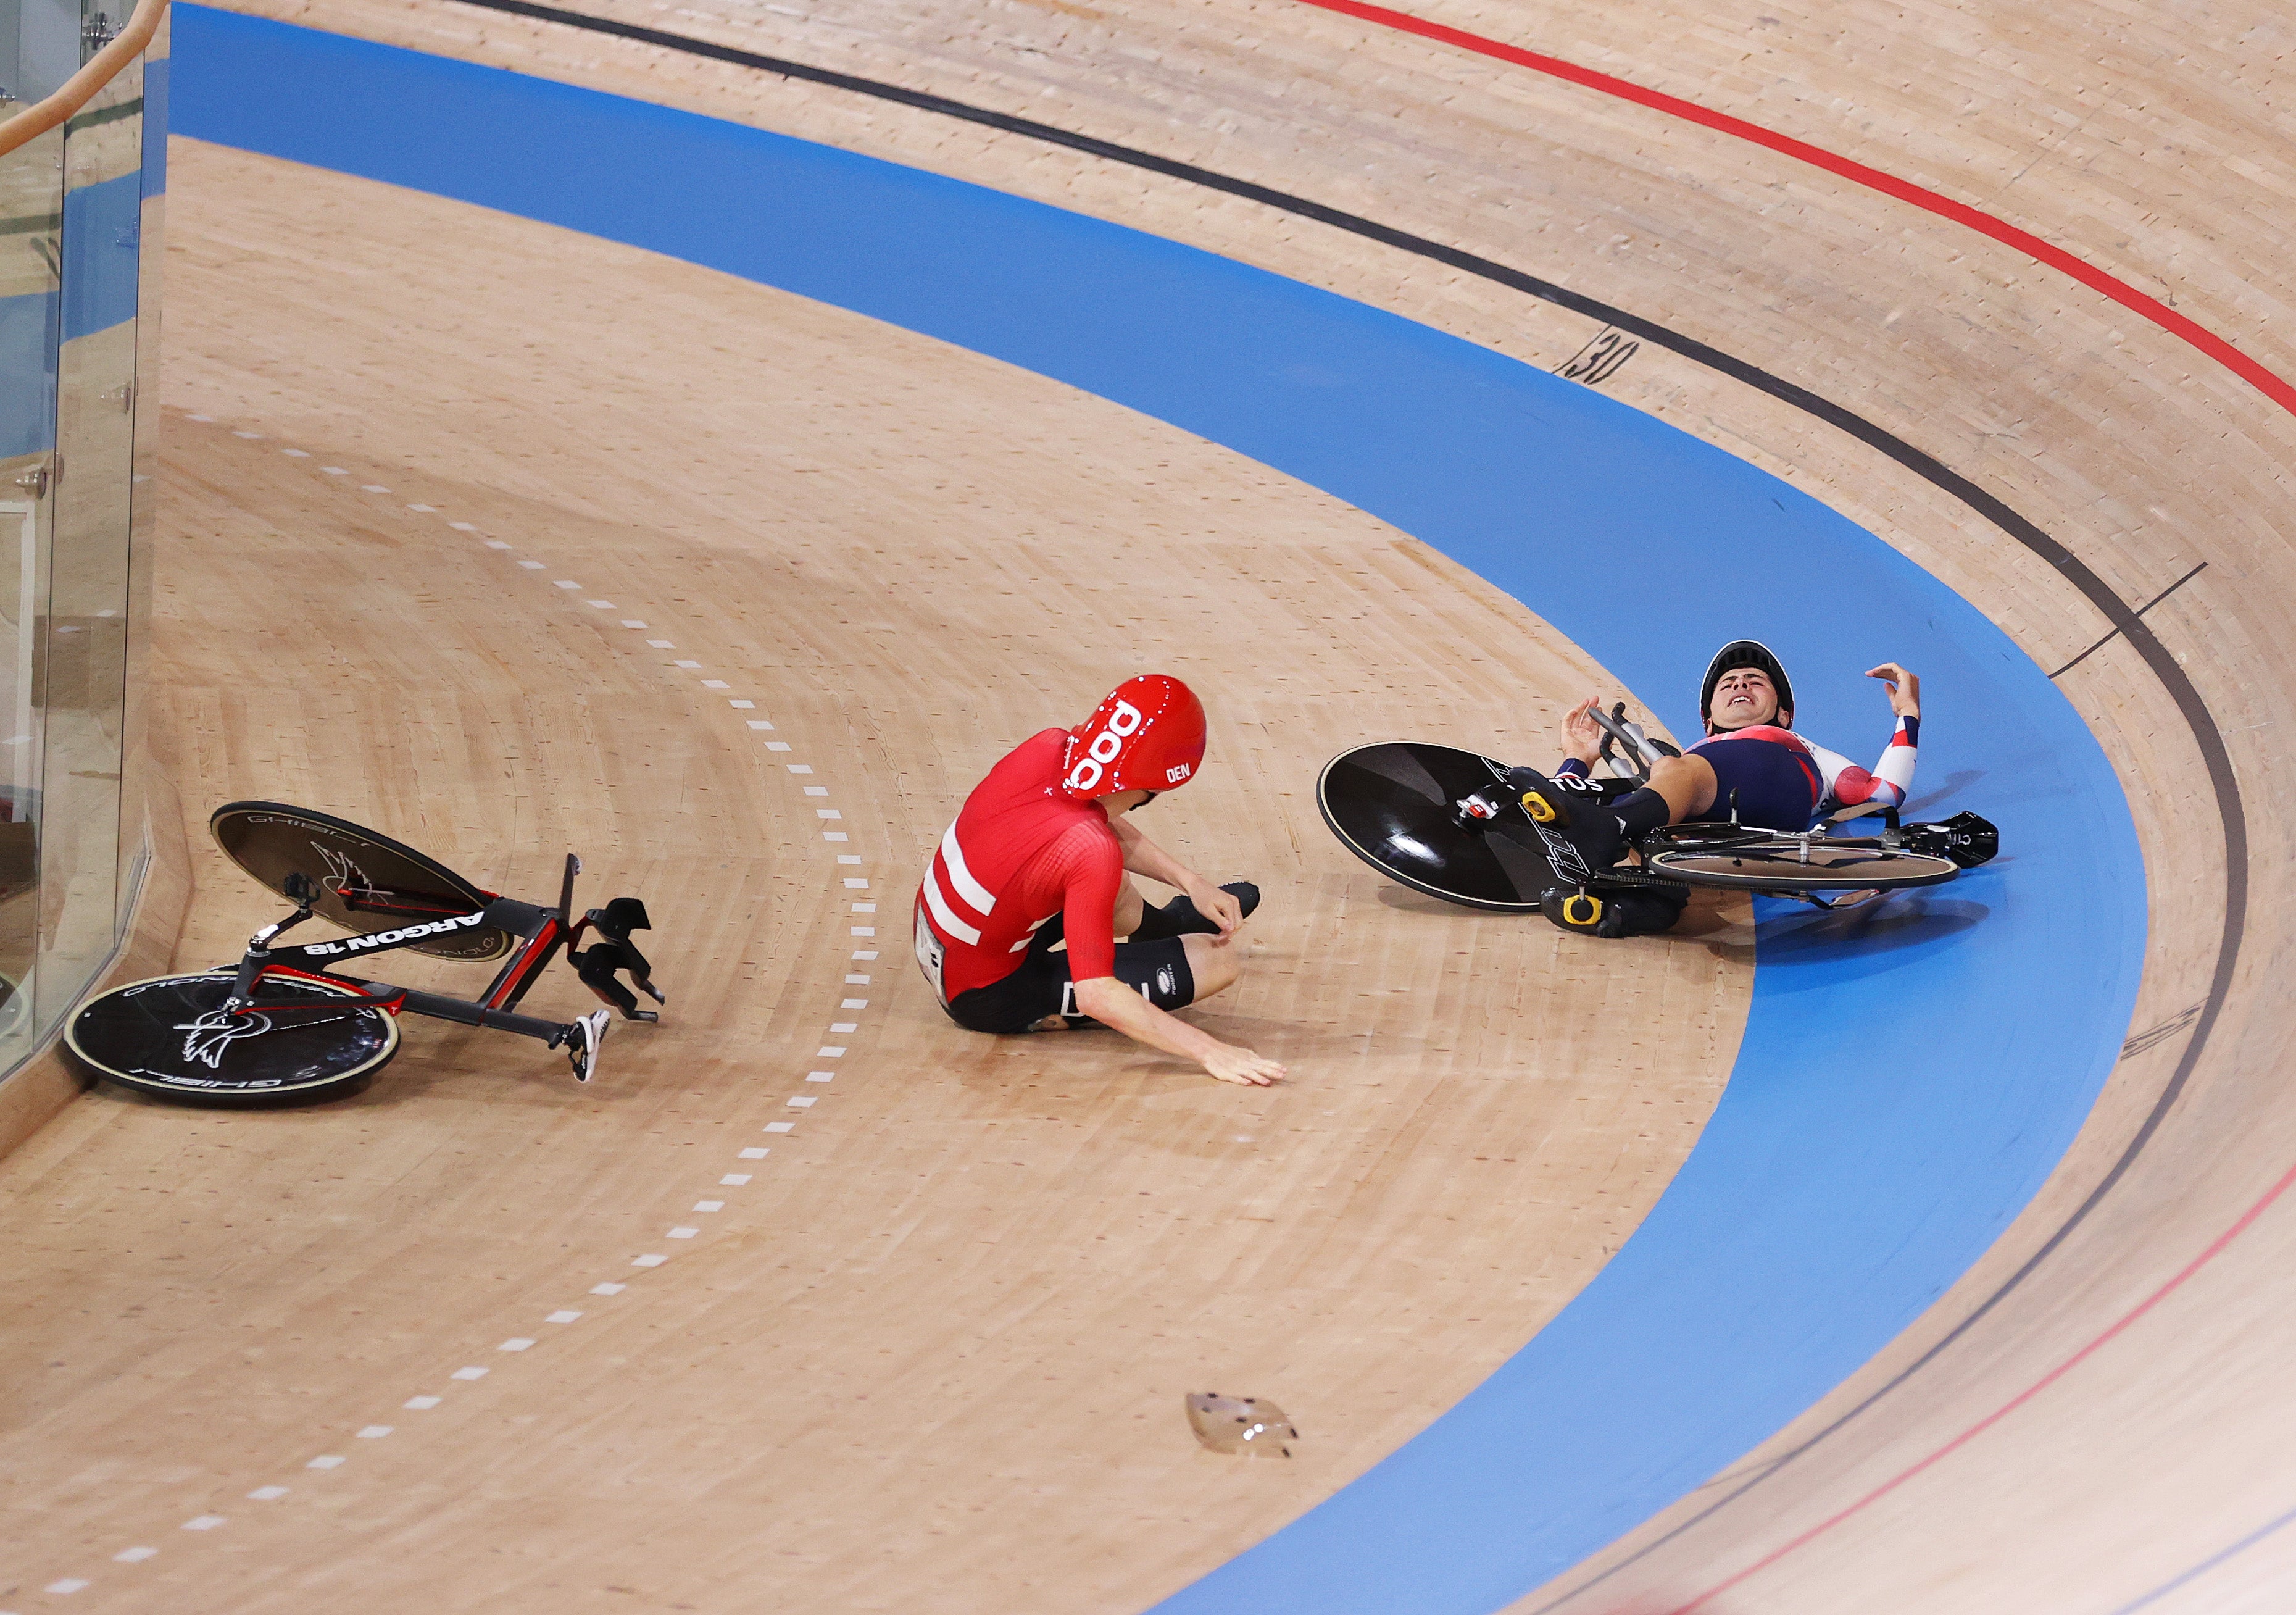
[1181,931,1240,999]
[1649,754,1716,819]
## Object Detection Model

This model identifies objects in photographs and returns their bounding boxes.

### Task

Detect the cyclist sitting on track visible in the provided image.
[913,674,1286,1087]
[1494,640,1922,881]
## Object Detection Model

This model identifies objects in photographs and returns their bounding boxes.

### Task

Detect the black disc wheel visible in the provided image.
[1318,742,1563,912]
[65,970,401,1108]
[210,801,512,962]
[1642,837,1961,893]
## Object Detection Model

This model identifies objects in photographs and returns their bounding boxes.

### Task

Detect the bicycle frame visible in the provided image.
[220,855,610,1051]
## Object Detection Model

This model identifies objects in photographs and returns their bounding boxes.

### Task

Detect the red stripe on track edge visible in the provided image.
[1289,0,2296,420]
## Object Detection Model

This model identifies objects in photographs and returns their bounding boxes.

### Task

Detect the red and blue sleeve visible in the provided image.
[1815,715,1920,809]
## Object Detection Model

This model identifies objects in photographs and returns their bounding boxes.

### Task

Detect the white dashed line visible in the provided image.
[113,1547,157,1563]
[103,415,876,1597]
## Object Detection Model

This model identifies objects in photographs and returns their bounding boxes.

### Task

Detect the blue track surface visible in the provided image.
[172,12,2145,1609]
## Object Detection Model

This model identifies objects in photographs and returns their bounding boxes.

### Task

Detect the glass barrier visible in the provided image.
[0,0,162,1069]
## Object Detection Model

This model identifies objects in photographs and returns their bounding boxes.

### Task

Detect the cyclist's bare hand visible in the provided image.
[1562,696,1604,766]
[1865,663,1921,719]
[1184,876,1244,936]
[1202,1044,1286,1086]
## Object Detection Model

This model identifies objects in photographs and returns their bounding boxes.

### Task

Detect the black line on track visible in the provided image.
[2050,561,2208,680]
[441,0,2249,1597]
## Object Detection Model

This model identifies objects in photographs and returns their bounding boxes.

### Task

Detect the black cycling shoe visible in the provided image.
[1503,766,1629,879]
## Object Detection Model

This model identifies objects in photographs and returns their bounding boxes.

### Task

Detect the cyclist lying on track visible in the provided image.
[914,675,1286,1087]
[1481,638,1922,883]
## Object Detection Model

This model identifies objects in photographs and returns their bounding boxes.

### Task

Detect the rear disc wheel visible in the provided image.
[65,970,400,1108]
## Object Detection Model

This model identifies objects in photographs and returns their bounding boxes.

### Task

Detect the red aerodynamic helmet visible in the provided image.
[1059,675,1207,800]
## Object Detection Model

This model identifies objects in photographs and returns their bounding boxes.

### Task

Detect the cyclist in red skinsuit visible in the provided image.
[915,675,1285,1087]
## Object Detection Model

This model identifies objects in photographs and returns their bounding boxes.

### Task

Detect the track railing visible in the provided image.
[0,0,171,157]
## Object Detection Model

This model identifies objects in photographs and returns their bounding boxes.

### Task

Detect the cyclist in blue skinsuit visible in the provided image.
[1499,640,1923,880]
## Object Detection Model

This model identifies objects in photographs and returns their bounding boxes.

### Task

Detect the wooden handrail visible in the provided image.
[0,0,171,161]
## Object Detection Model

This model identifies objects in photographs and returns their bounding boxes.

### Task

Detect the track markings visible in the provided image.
[25,407,894,1607]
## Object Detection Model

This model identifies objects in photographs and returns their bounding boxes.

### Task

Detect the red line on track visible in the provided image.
[1669,1156,2296,1610]
[1288,0,2295,1598]
[1290,0,2296,420]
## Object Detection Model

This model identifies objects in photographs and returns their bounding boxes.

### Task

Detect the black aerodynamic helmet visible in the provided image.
[1700,640,1795,733]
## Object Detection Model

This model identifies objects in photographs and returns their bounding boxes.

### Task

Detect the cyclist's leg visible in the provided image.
[1179,931,1240,1000]
[1646,754,1718,820]
[1113,877,1146,938]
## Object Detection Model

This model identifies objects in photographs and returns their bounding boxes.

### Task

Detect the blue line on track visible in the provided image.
[173,11,2146,1609]
[2111,1508,2296,1614]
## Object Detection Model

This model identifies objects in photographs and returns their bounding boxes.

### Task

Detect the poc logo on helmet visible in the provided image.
[1064,699,1144,795]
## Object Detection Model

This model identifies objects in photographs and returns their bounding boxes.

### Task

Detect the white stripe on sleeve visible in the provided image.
[939,822,996,915]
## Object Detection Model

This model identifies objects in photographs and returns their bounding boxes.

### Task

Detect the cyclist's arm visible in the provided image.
[1061,833,1276,1083]
[1808,716,1920,811]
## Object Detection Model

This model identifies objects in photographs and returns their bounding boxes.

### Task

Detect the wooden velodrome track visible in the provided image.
[1,0,2290,1611]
